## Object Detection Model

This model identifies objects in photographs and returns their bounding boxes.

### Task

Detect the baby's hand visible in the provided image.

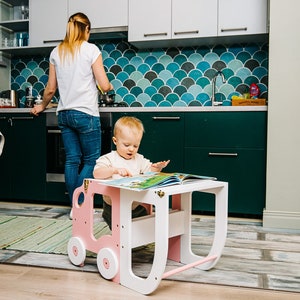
[151,160,170,171]
[115,168,132,177]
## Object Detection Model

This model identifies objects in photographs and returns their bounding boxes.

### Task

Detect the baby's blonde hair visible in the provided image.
[113,116,144,137]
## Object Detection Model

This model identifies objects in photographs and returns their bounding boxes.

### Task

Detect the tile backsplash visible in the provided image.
[11,40,268,107]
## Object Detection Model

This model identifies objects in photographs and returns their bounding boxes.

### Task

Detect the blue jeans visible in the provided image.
[58,110,101,205]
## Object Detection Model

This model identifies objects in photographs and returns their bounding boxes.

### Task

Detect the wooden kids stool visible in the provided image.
[67,178,228,295]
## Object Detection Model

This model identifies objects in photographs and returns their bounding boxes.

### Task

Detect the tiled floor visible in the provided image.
[0,201,299,294]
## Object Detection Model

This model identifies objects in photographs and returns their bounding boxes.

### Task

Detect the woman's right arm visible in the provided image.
[31,63,57,115]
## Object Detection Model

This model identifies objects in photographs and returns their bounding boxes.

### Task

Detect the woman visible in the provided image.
[31,12,113,217]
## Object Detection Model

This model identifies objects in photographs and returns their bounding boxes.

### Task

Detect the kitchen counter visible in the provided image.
[0,106,267,114]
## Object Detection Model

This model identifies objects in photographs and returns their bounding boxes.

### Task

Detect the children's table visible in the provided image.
[68,179,228,295]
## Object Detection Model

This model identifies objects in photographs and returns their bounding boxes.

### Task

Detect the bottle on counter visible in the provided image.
[25,86,34,107]
[250,83,260,99]
[35,95,43,105]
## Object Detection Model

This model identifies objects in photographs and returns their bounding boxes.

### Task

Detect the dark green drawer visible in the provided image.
[185,112,267,149]
[184,147,266,215]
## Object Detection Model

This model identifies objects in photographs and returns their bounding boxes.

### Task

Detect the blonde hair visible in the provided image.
[114,116,144,137]
[58,12,91,63]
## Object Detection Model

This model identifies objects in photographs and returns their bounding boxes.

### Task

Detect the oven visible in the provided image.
[46,112,112,182]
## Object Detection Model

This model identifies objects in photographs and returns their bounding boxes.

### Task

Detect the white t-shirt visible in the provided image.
[50,41,100,116]
[94,150,153,206]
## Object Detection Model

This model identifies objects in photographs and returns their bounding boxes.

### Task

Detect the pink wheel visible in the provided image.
[97,248,118,279]
[67,237,86,266]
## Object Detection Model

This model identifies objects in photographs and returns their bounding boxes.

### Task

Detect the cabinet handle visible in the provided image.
[152,116,181,120]
[0,117,7,120]
[209,152,238,157]
[11,117,34,120]
[47,129,61,134]
[43,39,63,44]
[8,116,34,126]
[144,32,168,37]
[174,30,199,35]
[221,27,247,32]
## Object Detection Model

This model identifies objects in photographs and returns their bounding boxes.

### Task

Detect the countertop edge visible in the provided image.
[0,106,268,114]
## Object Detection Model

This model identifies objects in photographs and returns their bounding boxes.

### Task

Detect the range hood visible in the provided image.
[1,26,128,56]
[89,26,128,41]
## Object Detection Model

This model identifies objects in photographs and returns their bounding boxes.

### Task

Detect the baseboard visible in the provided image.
[263,209,300,230]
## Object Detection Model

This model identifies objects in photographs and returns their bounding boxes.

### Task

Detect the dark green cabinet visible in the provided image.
[0,115,10,199]
[0,110,267,215]
[0,113,46,201]
[184,112,267,216]
[185,147,266,214]
[112,112,185,172]
[111,111,267,216]
[185,112,266,149]
[46,182,69,205]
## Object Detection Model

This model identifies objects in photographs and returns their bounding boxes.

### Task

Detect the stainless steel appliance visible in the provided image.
[46,112,112,182]
[0,90,19,107]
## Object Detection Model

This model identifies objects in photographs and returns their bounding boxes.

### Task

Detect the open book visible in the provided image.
[98,172,217,191]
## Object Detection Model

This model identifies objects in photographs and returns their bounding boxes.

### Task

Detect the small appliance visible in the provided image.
[0,90,19,107]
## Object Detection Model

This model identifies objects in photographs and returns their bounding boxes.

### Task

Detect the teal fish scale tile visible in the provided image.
[11,41,268,107]
[144,55,157,66]
[173,85,187,96]
[220,52,235,64]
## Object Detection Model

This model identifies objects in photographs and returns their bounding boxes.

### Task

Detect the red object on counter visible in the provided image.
[250,83,260,98]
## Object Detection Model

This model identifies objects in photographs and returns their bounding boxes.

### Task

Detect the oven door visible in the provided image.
[46,112,112,183]
[46,127,65,182]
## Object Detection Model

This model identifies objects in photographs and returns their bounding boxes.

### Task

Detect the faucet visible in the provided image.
[211,70,226,106]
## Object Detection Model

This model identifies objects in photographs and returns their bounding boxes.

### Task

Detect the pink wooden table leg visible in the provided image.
[68,179,122,283]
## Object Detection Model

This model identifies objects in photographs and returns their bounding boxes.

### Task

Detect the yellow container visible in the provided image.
[231,98,266,106]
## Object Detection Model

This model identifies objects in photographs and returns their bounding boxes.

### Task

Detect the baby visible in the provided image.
[93,116,170,228]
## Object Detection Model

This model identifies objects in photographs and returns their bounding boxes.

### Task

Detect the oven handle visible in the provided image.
[47,129,61,134]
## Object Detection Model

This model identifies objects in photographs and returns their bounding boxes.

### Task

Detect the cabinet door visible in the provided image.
[218,0,268,36]
[128,0,171,42]
[29,0,68,46]
[69,0,128,29]
[0,115,11,198]
[172,0,217,39]
[185,112,267,149]
[0,114,46,201]
[10,114,46,200]
[112,112,184,172]
[184,112,267,216]
[185,147,266,215]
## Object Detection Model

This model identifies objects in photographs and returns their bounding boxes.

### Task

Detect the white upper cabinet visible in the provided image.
[128,0,172,42]
[29,0,68,47]
[68,0,128,30]
[129,0,218,44]
[129,0,268,47]
[129,0,216,42]
[172,0,217,39]
[29,0,128,48]
[218,0,268,36]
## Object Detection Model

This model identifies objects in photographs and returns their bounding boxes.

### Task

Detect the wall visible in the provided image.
[10,41,268,107]
[263,0,300,229]
[0,53,10,91]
